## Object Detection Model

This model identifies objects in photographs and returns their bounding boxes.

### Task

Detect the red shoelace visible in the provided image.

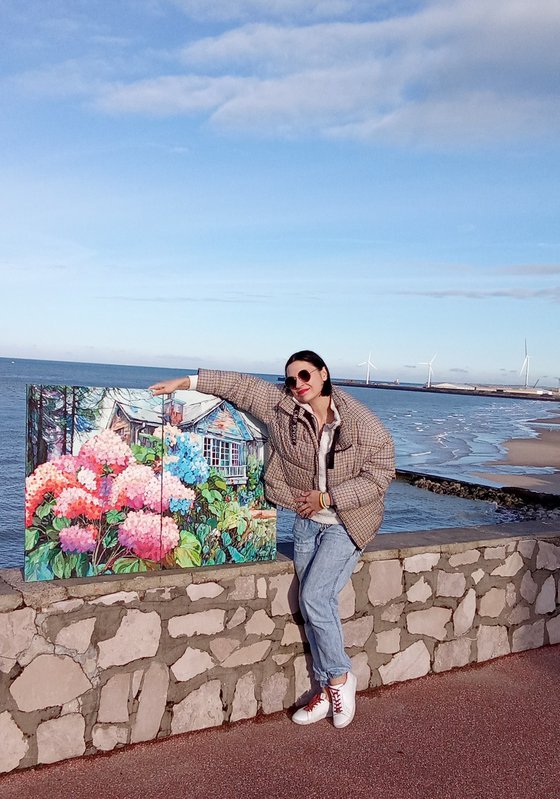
[328,685,343,714]
[305,691,327,711]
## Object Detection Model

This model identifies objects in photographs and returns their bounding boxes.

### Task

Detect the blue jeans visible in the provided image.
[292,517,363,687]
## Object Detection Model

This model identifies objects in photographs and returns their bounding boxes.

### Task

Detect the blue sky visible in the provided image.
[1,0,559,385]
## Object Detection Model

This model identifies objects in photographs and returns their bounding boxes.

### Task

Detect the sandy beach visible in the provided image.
[475,417,560,495]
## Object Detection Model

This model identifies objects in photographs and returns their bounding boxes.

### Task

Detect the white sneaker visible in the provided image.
[328,672,357,729]
[291,690,332,725]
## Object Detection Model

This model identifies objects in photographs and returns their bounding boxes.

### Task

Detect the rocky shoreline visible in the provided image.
[396,469,560,524]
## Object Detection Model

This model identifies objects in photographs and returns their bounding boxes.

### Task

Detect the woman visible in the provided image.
[150,350,395,729]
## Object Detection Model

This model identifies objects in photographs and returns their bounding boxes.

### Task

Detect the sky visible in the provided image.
[0,0,559,385]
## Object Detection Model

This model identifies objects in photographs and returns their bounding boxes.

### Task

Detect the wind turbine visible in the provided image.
[358,352,377,384]
[519,339,530,389]
[419,354,437,388]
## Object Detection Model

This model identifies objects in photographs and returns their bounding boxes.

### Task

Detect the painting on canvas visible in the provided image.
[25,385,276,582]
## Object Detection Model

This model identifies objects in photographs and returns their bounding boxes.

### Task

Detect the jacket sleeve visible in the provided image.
[329,434,395,511]
[196,369,282,425]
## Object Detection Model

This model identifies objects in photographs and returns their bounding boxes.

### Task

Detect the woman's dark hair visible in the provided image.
[284,350,332,396]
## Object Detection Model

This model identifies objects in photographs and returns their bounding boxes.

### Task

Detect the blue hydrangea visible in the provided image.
[165,432,209,486]
[169,497,194,514]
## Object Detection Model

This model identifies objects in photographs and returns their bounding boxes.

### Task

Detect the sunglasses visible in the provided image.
[284,368,320,390]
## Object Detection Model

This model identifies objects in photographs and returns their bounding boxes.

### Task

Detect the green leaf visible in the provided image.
[64,554,78,579]
[52,551,66,579]
[213,477,227,491]
[215,549,226,565]
[112,557,151,574]
[25,528,40,551]
[75,554,91,577]
[36,501,54,520]
[52,516,71,531]
[105,510,126,525]
[102,528,118,548]
[221,531,232,546]
[227,545,245,564]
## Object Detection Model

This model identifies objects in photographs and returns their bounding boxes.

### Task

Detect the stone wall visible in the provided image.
[1,521,560,774]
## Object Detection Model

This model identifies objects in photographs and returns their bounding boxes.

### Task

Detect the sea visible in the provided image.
[2,357,559,570]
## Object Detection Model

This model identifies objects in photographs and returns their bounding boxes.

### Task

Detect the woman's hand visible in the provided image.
[149,376,191,396]
[294,490,328,518]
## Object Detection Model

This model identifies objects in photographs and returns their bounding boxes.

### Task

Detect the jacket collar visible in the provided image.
[277,387,353,450]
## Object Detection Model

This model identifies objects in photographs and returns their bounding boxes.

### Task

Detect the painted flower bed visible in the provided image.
[24,386,276,581]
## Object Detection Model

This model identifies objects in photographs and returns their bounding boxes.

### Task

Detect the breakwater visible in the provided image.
[2,520,560,774]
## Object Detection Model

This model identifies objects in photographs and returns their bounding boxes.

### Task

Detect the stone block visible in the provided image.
[92,724,128,752]
[471,569,485,584]
[546,615,560,645]
[221,641,271,669]
[351,652,371,690]
[379,641,430,685]
[261,672,289,714]
[131,661,169,743]
[517,540,536,559]
[55,617,96,654]
[448,550,480,567]
[536,541,560,570]
[505,583,517,607]
[339,580,356,619]
[436,571,466,598]
[520,571,538,603]
[186,582,224,601]
[17,634,53,667]
[168,609,225,638]
[407,577,432,604]
[368,560,403,606]
[381,603,405,622]
[476,625,510,662]
[0,711,29,774]
[98,672,131,723]
[484,546,506,560]
[490,553,523,578]
[294,653,316,704]
[230,671,257,722]
[403,553,440,573]
[229,576,256,600]
[479,588,506,618]
[375,628,401,654]
[281,622,306,645]
[37,714,85,765]
[343,617,374,648]
[257,578,267,599]
[270,574,299,616]
[508,605,530,624]
[171,680,223,734]
[512,620,545,652]
[0,607,36,672]
[227,607,247,628]
[245,609,275,637]
[453,589,476,637]
[535,575,556,615]
[433,638,471,673]
[97,609,161,668]
[171,647,215,681]
[210,638,241,662]
[10,654,91,712]
[406,607,451,641]
[91,591,138,606]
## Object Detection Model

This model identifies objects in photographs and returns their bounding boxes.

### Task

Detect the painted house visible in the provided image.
[107,391,267,486]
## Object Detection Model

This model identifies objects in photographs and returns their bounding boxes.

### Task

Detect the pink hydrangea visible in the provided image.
[117,511,180,562]
[78,429,133,476]
[59,524,98,554]
[77,467,98,492]
[143,473,196,513]
[25,461,78,527]
[110,463,154,510]
[54,486,103,520]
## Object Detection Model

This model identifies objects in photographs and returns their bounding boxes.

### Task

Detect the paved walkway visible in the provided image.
[3,644,560,799]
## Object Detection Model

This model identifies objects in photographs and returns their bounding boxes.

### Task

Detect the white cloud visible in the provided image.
[11,0,560,147]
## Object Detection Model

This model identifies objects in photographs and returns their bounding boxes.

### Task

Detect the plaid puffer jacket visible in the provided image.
[197,370,395,549]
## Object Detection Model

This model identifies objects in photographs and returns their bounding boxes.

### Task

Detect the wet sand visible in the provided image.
[475,423,560,496]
